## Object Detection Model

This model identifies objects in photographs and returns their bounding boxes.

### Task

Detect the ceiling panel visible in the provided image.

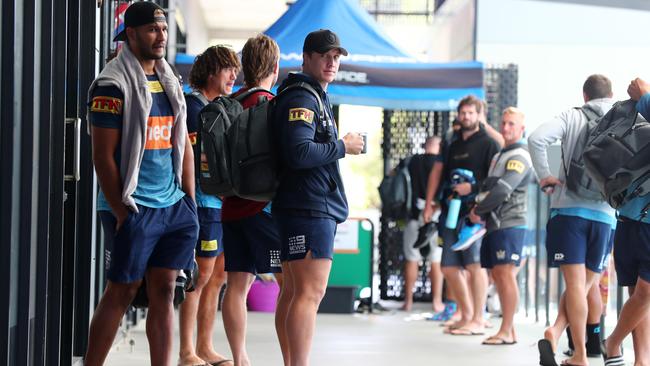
[197,0,290,31]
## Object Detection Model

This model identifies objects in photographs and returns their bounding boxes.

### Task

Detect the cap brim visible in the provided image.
[316,46,348,56]
[113,29,127,42]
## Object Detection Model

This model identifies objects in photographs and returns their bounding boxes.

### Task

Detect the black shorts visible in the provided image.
[223,212,282,274]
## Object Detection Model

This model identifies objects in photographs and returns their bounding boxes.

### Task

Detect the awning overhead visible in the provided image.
[176,0,484,111]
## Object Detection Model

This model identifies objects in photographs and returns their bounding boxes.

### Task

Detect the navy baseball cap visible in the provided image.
[303,29,348,56]
[113,1,167,42]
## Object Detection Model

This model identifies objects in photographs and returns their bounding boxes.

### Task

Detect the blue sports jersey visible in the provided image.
[89,74,184,211]
[185,93,222,209]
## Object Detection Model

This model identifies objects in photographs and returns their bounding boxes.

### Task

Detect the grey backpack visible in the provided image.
[583,99,650,216]
[562,105,605,201]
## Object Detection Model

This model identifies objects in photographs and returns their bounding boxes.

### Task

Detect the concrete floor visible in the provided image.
[105,302,631,366]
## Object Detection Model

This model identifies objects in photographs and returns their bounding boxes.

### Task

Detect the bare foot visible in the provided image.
[178,353,208,366]
[483,328,516,344]
[560,356,588,366]
[440,313,462,327]
[196,349,232,366]
[604,338,623,358]
[462,320,485,333]
[400,302,413,311]
[432,302,445,313]
[443,319,470,333]
[544,327,560,354]
[449,321,485,336]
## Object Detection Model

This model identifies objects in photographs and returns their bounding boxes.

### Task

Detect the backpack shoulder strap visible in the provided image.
[188,90,210,107]
[576,106,602,121]
[278,82,325,120]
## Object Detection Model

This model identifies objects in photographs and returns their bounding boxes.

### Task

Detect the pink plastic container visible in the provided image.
[247,280,280,312]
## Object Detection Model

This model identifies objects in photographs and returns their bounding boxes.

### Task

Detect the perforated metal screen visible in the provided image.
[379,64,518,301]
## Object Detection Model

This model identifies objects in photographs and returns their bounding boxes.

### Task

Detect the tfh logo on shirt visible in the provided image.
[145,116,174,150]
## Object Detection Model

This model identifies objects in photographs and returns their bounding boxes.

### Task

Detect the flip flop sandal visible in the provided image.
[450,327,485,336]
[439,319,461,327]
[209,360,233,366]
[442,326,458,334]
[538,339,558,366]
[482,336,517,345]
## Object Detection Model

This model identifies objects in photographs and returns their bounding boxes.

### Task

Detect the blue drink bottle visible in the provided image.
[445,192,461,229]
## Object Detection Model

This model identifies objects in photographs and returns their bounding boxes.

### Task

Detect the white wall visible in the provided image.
[476,0,650,131]
[176,0,209,55]
[429,0,476,61]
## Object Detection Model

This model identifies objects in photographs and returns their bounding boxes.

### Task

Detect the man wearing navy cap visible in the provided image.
[272,29,364,365]
[85,2,198,365]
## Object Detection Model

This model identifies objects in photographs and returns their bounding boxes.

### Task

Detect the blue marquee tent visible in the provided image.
[176,0,484,111]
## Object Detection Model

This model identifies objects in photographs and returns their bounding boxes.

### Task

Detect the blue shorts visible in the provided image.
[439,220,481,268]
[196,208,223,258]
[480,227,526,269]
[99,195,199,283]
[275,214,337,262]
[614,218,650,286]
[223,212,282,274]
[603,229,615,268]
[546,215,611,273]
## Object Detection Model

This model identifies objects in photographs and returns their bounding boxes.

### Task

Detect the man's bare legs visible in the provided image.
[544,265,599,365]
[196,254,231,364]
[85,281,141,366]
[442,266,473,328]
[401,258,445,312]
[179,256,216,365]
[464,263,488,332]
[285,252,332,366]
[430,260,446,312]
[401,260,419,311]
[586,280,603,325]
[276,267,293,366]
[605,279,650,364]
[485,264,518,343]
[222,271,256,366]
[145,267,179,366]
[631,311,650,366]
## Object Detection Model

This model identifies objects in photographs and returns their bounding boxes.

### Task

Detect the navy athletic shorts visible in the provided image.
[99,195,199,283]
[602,229,615,268]
[275,214,337,262]
[438,218,481,268]
[195,208,223,258]
[223,211,282,274]
[545,214,610,273]
[614,218,650,286]
[480,227,526,269]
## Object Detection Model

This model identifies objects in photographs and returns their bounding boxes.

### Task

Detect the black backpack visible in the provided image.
[583,99,650,216]
[226,82,325,201]
[378,157,412,221]
[195,88,269,197]
[561,105,605,201]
